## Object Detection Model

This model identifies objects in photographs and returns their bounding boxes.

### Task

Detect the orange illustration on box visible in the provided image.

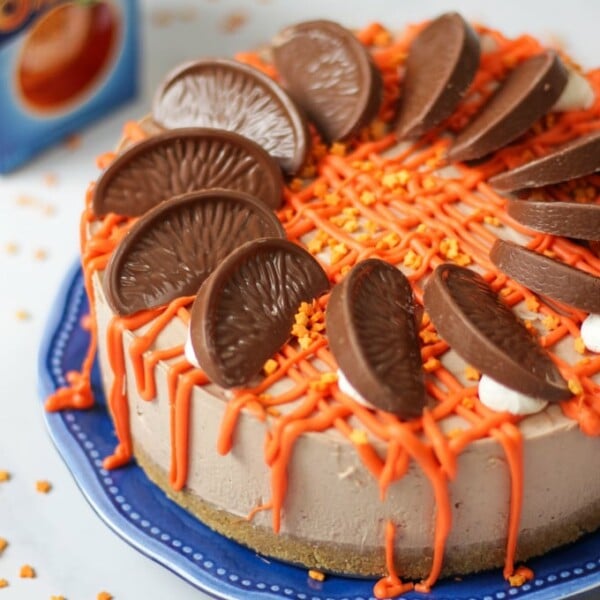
[14,1,119,113]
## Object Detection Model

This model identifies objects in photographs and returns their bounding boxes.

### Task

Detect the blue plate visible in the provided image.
[39,263,600,600]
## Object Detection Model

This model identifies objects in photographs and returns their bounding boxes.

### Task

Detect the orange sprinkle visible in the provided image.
[43,173,58,186]
[33,249,48,261]
[309,372,338,392]
[220,10,248,34]
[123,121,148,143]
[97,593,113,600]
[43,204,57,217]
[64,133,81,150]
[419,330,439,344]
[349,429,369,445]
[483,215,501,227]
[423,358,441,373]
[15,310,31,322]
[330,142,347,156]
[373,28,392,47]
[0,579,7,588]
[464,366,481,381]
[447,428,465,439]
[50,596,66,600]
[308,569,326,581]
[4,242,19,255]
[461,396,475,410]
[0,538,7,553]
[439,237,460,259]
[307,237,326,255]
[151,9,175,27]
[96,152,116,170]
[289,178,303,192]
[360,191,377,205]
[403,249,423,269]
[0,471,9,482]
[568,378,584,396]
[574,337,586,355]
[525,296,540,312]
[263,359,278,376]
[16,194,34,206]
[36,480,52,494]
[330,242,349,263]
[19,565,35,578]
[509,565,535,586]
[542,315,561,331]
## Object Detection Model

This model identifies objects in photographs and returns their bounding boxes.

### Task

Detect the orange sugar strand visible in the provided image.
[373,521,414,598]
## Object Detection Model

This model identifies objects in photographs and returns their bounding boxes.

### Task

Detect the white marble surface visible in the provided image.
[1,0,600,598]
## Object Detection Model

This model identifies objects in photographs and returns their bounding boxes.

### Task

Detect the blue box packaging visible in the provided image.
[0,0,139,173]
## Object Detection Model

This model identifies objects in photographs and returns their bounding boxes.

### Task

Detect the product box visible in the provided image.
[0,0,139,173]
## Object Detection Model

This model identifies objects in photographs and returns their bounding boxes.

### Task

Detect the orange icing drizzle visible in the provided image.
[373,521,414,598]
[47,22,600,596]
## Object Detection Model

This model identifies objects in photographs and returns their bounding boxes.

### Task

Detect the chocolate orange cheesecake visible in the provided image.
[47,13,600,597]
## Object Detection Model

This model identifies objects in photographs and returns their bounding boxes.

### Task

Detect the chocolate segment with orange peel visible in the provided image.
[448,51,568,162]
[103,190,286,317]
[490,239,600,313]
[325,259,425,419]
[489,129,600,191]
[272,19,383,143]
[188,238,330,389]
[152,58,310,175]
[423,264,570,402]
[93,128,284,217]
[395,12,480,139]
[506,198,600,241]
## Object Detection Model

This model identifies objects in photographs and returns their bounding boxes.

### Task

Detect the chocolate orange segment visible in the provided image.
[326,259,425,418]
[449,51,568,162]
[396,12,480,139]
[104,190,286,316]
[93,128,284,217]
[152,59,310,175]
[272,19,383,143]
[507,198,600,241]
[490,130,600,192]
[190,238,330,388]
[490,239,600,313]
[423,264,569,402]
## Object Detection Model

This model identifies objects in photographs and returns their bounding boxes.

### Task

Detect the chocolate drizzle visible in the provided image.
[449,51,568,162]
[272,19,383,142]
[326,259,425,418]
[490,130,600,191]
[152,59,310,175]
[396,12,480,139]
[507,198,600,241]
[93,128,284,217]
[490,239,600,313]
[104,190,285,316]
[423,264,570,402]
[189,238,330,388]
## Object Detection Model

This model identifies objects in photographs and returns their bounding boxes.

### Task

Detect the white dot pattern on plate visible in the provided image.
[45,269,600,600]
